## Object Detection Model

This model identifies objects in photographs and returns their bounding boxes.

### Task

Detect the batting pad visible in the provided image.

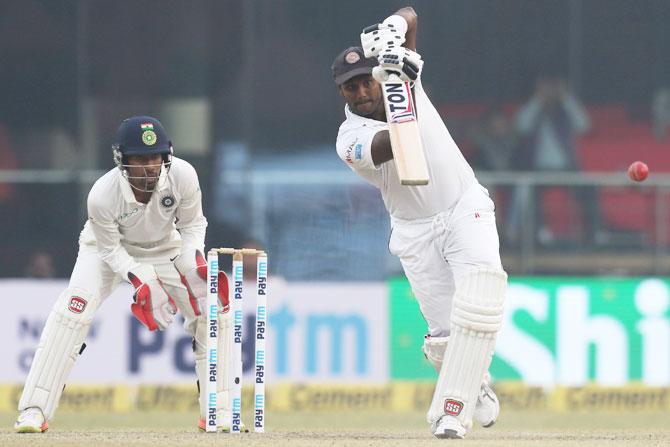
[427,268,507,429]
[19,289,93,420]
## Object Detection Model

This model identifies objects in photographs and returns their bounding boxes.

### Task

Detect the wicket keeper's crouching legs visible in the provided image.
[16,243,118,432]
[15,246,210,432]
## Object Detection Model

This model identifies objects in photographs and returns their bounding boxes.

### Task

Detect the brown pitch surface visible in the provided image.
[0,410,668,446]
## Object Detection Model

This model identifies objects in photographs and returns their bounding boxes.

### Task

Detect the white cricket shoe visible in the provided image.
[14,407,48,433]
[432,415,466,439]
[474,373,499,428]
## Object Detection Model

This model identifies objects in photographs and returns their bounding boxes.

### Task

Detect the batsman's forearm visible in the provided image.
[371,130,394,166]
[394,7,418,50]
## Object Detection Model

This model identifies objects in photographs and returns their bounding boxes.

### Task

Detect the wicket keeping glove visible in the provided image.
[360,15,408,58]
[173,250,230,316]
[128,264,177,331]
[373,46,423,83]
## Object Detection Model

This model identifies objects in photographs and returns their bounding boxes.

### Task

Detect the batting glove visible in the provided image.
[360,15,408,58]
[373,46,423,83]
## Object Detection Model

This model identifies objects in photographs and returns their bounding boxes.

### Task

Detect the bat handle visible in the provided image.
[384,72,403,83]
[362,24,380,33]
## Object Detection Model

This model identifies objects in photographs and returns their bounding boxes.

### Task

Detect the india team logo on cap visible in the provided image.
[345,51,360,64]
[141,122,157,146]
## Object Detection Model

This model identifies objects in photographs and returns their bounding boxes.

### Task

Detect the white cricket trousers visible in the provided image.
[18,242,206,419]
[63,242,201,334]
[389,183,503,337]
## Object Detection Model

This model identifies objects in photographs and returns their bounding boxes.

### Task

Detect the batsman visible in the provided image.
[333,7,507,439]
[14,116,231,433]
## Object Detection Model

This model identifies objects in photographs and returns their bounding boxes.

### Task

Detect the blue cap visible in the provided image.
[113,116,171,156]
[332,46,377,86]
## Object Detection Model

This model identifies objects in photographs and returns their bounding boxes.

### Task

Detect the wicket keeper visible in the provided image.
[14,116,227,433]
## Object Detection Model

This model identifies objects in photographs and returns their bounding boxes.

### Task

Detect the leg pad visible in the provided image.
[18,288,95,420]
[427,268,507,429]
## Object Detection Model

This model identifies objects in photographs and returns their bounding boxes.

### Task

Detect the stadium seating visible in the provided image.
[443,103,669,243]
[577,106,666,242]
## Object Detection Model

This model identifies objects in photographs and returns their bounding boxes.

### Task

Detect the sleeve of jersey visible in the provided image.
[336,123,384,174]
[87,188,141,280]
[174,163,207,255]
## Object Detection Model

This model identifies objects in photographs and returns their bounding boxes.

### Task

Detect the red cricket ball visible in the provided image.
[628,161,649,182]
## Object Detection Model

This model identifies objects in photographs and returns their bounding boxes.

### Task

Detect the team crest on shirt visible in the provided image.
[161,194,176,208]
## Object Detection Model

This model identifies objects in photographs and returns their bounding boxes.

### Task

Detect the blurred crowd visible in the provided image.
[4,72,669,278]
[456,74,670,251]
[2,1,670,278]
[463,74,598,247]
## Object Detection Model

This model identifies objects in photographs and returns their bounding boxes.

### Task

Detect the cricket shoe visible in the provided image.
[431,415,466,439]
[14,407,48,433]
[198,418,249,433]
[474,373,499,428]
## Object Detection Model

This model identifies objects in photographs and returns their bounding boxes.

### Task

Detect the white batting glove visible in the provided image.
[360,15,408,58]
[371,66,391,84]
[375,46,423,83]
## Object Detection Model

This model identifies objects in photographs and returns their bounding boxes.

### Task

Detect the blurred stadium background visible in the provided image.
[1,0,669,439]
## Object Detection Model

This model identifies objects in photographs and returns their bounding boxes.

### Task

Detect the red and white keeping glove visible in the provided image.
[173,250,230,316]
[128,264,177,331]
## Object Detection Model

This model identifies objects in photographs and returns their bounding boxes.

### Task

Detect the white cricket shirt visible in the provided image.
[80,156,207,279]
[336,80,476,219]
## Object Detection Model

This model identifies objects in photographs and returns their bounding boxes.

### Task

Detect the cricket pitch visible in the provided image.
[1,410,668,446]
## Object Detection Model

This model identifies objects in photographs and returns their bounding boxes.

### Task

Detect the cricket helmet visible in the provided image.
[112,116,173,192]
[112,116,173,168]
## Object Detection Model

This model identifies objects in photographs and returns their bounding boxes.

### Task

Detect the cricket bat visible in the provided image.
[382,74,430,185]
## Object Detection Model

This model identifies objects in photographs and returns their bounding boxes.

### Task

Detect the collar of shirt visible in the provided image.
[344,105,386,127]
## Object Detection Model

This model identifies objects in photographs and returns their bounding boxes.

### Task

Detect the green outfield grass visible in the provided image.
[0,410,668,446]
